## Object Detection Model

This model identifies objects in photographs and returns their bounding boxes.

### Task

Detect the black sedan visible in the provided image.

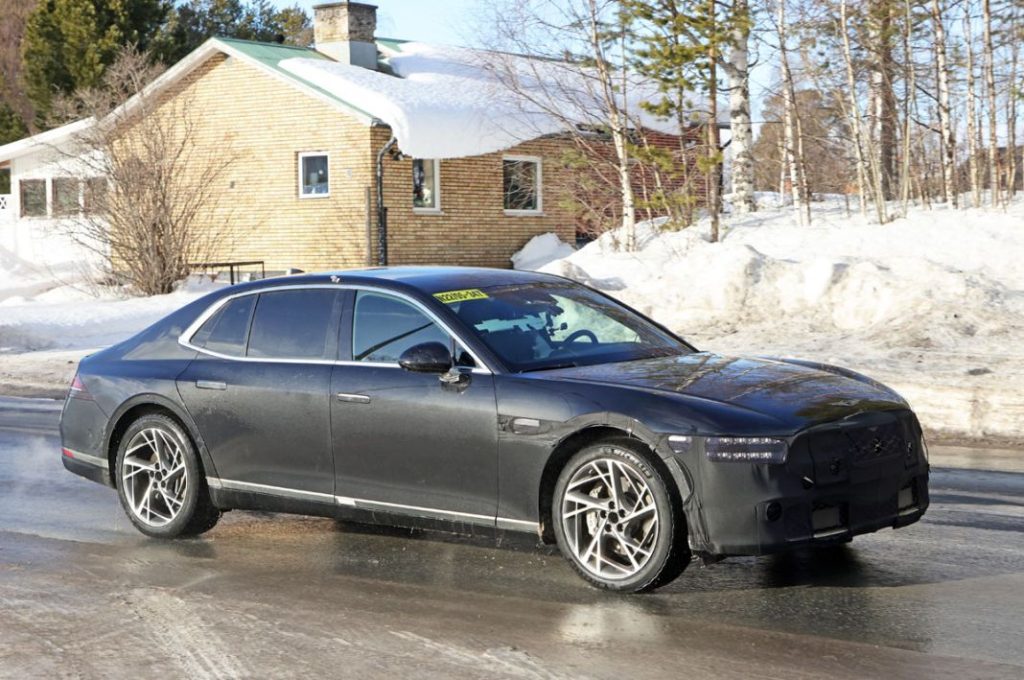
[60,267,929,592]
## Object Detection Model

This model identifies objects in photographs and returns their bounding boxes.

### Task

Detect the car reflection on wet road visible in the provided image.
[1,398,1022,679]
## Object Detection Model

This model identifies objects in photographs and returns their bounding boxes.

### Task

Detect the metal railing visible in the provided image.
[190,260,266,285]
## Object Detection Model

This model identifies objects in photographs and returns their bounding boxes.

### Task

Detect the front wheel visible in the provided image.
[552,439,689,592]
[115,413,220,538]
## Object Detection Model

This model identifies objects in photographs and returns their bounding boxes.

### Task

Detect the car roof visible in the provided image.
[232,266,567,296]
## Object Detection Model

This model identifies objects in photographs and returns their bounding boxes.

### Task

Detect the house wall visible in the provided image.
[148,53,375,273]
[373,126,577,268]
[1,149,97,266]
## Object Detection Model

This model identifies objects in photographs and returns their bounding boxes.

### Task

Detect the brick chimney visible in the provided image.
[313,2,378,70]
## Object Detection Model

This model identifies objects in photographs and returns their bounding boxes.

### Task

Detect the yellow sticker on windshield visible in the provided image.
[433,288,489,304]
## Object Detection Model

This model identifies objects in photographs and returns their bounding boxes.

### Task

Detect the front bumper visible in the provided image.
[671,409,930,557]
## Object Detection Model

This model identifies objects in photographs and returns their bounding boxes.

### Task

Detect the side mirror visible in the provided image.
[398,342,453,374]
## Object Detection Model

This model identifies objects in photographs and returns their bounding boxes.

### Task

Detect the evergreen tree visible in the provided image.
[620,0,738,239]
[154,1,313,64]
[0,101,29,145]
[21,0,169,125]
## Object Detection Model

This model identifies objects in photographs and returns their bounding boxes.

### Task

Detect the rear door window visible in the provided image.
[248,289,340,360]
[191,295,257,357]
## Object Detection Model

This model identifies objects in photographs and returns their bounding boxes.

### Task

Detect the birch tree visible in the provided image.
[721,0,756,214]
[965,3,982,207]
[982,0,1000,205]
[930,0,957,207]
[1007,38,1019,197]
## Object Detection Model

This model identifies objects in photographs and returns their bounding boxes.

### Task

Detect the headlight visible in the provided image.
[667,434,789,464]
[705,436,788,464]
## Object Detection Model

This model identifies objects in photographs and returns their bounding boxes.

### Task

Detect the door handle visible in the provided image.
[336,392,371,404]
[195,380,227,391]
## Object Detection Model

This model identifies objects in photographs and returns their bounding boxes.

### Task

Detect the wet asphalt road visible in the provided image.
[1,398,1023,679]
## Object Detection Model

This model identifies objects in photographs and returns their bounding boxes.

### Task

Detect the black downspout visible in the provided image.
[375,136,397,266]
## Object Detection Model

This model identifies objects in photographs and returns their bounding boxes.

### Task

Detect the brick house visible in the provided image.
[0,2,703,273]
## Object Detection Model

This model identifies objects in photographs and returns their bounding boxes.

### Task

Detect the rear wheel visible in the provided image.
[552,438,690,592]
[115,413,220,538]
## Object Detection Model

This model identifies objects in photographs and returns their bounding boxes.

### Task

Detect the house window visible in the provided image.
[412,159,440,211]
[83,178,108,215]
[503,156,542,213]
[299,152,329,197]
[52,178,80,216]
[20,179,46,217]
[0,167,10,194]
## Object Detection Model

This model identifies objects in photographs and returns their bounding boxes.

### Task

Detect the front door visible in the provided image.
[331,289,499,521]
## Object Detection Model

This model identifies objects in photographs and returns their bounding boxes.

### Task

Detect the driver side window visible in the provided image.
[352,291,452,363]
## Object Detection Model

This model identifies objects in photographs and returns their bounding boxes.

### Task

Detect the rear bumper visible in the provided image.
[61,448,114,488]
[60,395,114,488]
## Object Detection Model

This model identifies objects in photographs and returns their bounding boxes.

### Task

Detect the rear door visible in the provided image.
[330,289,499,521]
[177,287,342,498]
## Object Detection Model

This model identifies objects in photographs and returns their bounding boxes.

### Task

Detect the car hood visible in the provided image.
[536,352,908,432]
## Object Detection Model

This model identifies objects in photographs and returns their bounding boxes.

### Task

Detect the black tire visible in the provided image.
[552,438,690,592]
[114,413,220,538]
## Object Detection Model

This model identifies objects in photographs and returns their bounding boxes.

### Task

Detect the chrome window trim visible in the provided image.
[177,283,494,374]
[207,476,538,532]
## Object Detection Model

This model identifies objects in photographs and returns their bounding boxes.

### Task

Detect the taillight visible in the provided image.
[69,373,93,400]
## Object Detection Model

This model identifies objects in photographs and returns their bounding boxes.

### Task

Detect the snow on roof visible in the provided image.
[280,42,705,159]
[0,118,94,164]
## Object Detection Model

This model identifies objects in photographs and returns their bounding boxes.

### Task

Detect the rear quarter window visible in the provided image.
[190,295,257,357]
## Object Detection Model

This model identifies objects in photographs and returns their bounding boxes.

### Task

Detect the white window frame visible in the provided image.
[502,155,543,216]
[19,177,50,219]
[298,152,331,199]
[412,158,442,214]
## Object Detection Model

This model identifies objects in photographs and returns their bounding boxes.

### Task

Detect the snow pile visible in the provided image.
[515,196,1024,441]
[510,233,576,272]
[0,257,220,354]
[280,42,696,159]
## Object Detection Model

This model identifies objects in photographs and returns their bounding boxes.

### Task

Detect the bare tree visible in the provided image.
[51,47,236,295]
[483,0,640,249]
[838,0,879,219]
[776,0,810,225]
[867,0,898,199]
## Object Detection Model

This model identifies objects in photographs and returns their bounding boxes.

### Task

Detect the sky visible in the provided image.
[272,0,480,46]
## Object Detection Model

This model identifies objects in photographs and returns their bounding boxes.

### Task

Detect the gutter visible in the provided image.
[375,135,397,266]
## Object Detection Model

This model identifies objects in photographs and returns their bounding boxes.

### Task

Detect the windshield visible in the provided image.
[444,282,691,372]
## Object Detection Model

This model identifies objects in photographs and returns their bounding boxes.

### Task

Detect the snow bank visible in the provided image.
[514,196,1024,441]
[280,42,692,159]
[0,256,220,354]
[510,233,576,272]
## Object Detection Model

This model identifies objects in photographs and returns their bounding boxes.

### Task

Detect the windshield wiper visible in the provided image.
[354,322,433,361]
[524,361,579,372]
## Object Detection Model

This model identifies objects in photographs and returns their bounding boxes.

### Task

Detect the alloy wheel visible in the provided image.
[120,427,189,527]
[560,456,660,580]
